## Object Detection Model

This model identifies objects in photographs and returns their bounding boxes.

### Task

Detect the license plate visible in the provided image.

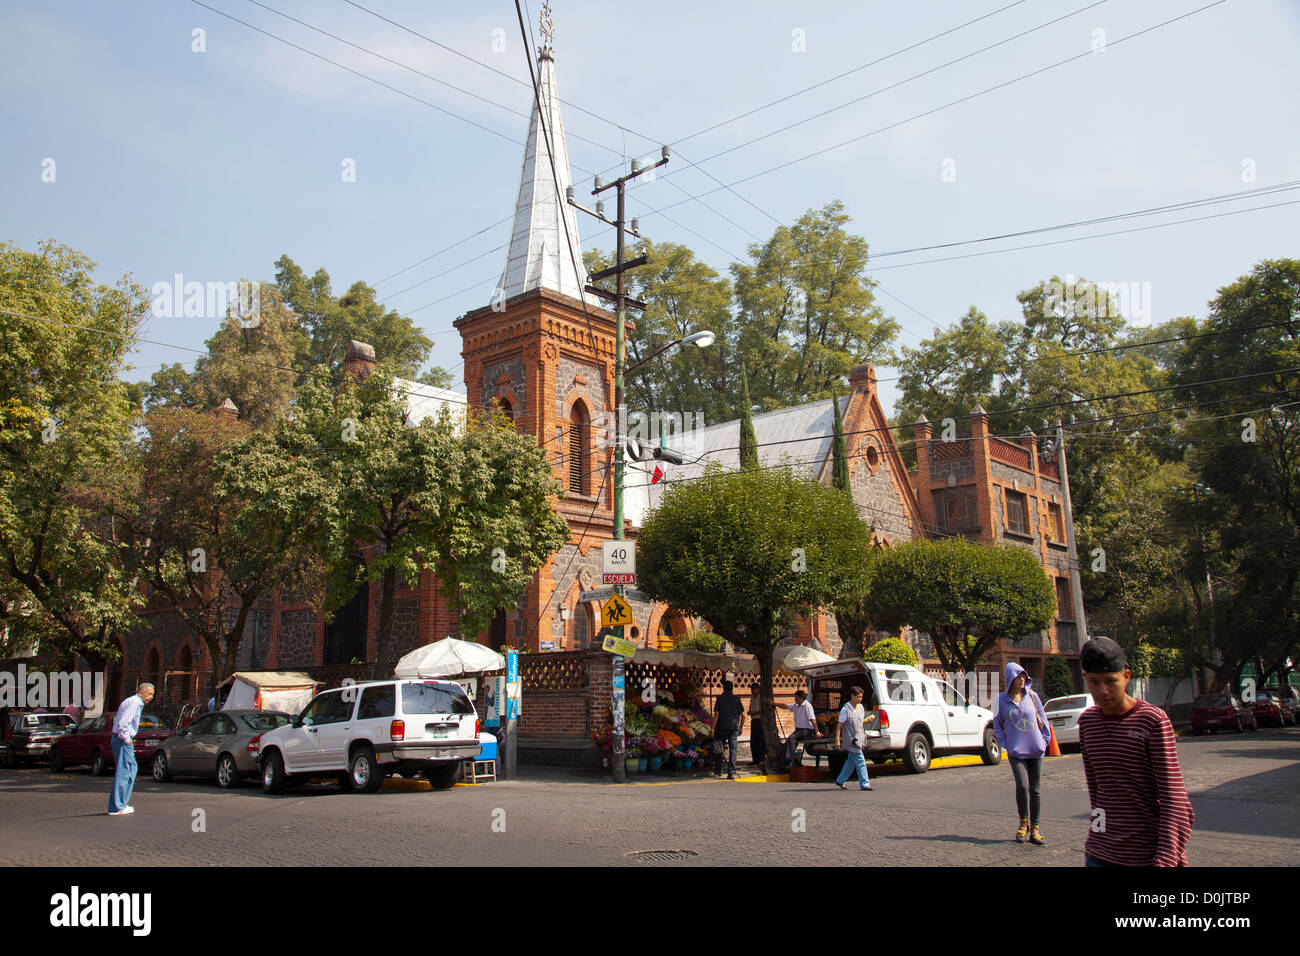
[142,740,158,747]
[427,729,452,740]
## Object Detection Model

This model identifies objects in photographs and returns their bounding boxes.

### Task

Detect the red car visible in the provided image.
[1190,694,1257,735]
[1250,691,1297,727]
[49,713,174,775]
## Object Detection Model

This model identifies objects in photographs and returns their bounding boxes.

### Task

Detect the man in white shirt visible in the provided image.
[834,686,873,791]
[108,682,154,816]
[779,690,818,770]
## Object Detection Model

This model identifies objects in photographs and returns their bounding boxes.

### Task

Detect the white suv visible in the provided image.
[791,660,1000,773]
[256,679,480,794]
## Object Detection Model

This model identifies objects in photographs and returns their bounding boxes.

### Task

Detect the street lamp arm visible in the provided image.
[625,330,715,374]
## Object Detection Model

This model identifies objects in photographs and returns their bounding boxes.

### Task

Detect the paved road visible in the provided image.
[1,726,1295,866]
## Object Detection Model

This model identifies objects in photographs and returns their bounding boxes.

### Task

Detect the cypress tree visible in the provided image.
[831,390,850,492]
[738,366,759,470]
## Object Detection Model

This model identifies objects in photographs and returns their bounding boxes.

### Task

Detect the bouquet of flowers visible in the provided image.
[658,729,682,749]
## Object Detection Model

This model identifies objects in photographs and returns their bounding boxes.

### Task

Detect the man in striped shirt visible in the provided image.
[1078,637,1195,866]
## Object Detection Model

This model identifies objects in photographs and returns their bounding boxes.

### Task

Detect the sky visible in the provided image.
[3,0,1298,415]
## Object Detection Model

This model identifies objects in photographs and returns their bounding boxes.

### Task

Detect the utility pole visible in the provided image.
[569,146,669,782]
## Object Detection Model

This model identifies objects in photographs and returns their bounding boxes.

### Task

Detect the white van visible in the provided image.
[790,660,1000,773]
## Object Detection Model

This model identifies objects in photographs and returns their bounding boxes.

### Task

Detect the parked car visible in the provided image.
[786,659,1000,774]
[49,713,175,774]
[1250,691,1296,727]
[1264,686,1300,722]
[255,679,481,794]
[152,709,292,787]
[4,713,79,767]
[1189,694,1257,734]
[1042,693,1095,747]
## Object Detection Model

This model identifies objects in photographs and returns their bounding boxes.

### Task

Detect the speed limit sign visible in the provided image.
[601,540,636,585]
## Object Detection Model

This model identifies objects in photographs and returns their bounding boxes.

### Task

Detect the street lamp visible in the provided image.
[625,329,716,374]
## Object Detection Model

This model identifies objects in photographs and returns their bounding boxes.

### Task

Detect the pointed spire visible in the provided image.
[499,5,586,302]
[831,391,849,492]
[738,367,759,470]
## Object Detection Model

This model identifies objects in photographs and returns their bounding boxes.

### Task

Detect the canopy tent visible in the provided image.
[393,638,505,678]
[773,644,836,670]
[219,671,319,715]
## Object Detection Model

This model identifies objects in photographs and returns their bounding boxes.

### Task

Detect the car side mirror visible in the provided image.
[292,716,303,728]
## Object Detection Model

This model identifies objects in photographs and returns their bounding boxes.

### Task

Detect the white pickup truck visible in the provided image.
[790,659,1001,773]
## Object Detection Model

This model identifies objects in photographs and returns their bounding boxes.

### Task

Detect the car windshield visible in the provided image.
[1193,696,1229,707]
[1045,696,1089,712]
[402,683,474,716]
[239,713,291,732]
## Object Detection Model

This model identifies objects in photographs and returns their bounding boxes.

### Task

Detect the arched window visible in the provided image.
[569,402,588,494]
[497,396,513,420]
[573,604,592,650]
[145,647,161,694]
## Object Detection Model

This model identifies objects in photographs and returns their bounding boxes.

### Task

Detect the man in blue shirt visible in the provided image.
[712,681,745,780]
[108,682,154,816]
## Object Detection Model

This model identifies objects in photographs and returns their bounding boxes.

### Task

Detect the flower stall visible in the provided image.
[591,686,719,774]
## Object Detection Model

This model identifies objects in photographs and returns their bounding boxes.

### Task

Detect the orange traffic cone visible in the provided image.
[1047,726,1061,756]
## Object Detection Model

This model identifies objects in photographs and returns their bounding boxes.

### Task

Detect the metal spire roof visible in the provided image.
[498,39,587,302]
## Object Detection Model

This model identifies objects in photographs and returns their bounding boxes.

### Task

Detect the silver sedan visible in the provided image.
[153,710,292,788]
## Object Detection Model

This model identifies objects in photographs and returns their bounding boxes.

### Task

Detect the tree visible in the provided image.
[274,255,443,382]
[738,367,759,469]
[863,637,916,666]
[636,461,875,775]
[1171,259,1300,692]
[1043,655,1074,699]
[864,538,1055,675]
[732,201,898,411]
[585,240,735,424]
[123,407,324,686]
[830,390,849,492]
[0,240,147,666]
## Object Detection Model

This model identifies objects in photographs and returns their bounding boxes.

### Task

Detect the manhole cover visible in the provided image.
[626,849,698,862]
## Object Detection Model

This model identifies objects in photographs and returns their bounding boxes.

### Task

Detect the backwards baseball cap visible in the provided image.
[1080,636,1129,673]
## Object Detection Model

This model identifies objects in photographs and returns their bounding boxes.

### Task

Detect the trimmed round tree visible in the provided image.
[864,538,1055,675]
[636,461,874,775]
[863,637,918,667]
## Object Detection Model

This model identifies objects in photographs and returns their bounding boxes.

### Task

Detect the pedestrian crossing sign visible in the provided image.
[600,593,633,627]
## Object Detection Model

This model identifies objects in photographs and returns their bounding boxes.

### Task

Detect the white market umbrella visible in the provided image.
[774,644,835,670]
[393,638,505,678]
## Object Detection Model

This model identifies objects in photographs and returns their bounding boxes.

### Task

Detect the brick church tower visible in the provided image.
[453,24,624,652]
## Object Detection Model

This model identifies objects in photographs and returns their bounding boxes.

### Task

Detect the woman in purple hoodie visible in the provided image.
[992,662,1052,845]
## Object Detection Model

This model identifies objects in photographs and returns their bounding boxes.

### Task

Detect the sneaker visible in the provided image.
[1015,818,1029,843]
[861,784,873,791]
[1030,825,1044,846]
[726,774,736,780]
[834,780,846,790]
[107,808,133,816]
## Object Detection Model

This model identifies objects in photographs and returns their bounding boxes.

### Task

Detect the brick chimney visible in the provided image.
[848,362,877,397]
[344,340,377,383]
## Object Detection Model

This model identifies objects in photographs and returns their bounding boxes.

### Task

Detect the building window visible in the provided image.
[1047,502,1064,542]
[573,604,592,650]
[568,403,588,494]
[934,487,978,532]
[1055,577,1073,620]
[1005,491,1029,535]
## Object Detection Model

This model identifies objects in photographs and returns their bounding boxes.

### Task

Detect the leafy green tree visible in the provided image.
[636,461,875,774]
[863,636,916,666]
[732,201,898,412]
[1043,655,1074,699]
[0,240,147,666]
[1172,259,1300,692]
[586,240,735,424]
[864,538,1055,674]
[122,407,324,685]
[274,255,443,382]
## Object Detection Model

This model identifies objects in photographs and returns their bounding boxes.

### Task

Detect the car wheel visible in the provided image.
[216,753,240,789]
[1234,717,1243,733]
[1249,717,1258,732]
[979,727,1001,766]
[152,751,171,782]
[261,751,286,795]
[349,746,383,793]
[49,748,64,773]
[91,749,109,777]
[424,761,462,790]
[903,732,931,774]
